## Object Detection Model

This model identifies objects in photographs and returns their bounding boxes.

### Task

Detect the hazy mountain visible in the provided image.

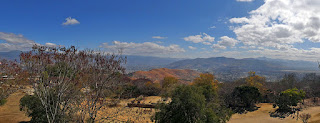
[256,57,318,70]
[0,50,21,61]
[124,55,183,72]
[166,57,319,81]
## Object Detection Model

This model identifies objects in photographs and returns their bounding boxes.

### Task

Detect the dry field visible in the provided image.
[228,103,320,123]
[0,91,31,123]
[1,92,319,123]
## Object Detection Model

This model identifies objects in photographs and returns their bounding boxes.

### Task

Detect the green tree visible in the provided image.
[161,76,179,98]
[20,95,48,123]
[274,88,305,113]
[227,86,261,113]
[153,85,231,123]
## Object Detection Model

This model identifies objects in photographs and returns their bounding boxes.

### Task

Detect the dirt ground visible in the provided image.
[0,91,31,123]
[96,96,163,123]
[228,103,320,123]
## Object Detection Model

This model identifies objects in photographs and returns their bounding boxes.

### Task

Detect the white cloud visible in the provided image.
[209,26,216,29]
[100,41,185,56]
[236,0,254,2]
[184,33,215,45]
[230,0,320,50]
[45,43,58,47]
[152,36,167,39]
[0,32,37,51]
[248,47,320,61]
[62,17,80,25]
[212,36,238,50]
[188,46,197,50]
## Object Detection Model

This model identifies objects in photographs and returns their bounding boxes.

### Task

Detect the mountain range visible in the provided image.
[1,50,319,81]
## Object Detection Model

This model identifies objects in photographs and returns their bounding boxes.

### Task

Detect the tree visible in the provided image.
[245,71,265,94]
[20,95,47,123]
[227,86,261,113]
[274,88,305,113]
[20,45,126,123]
[192,73,219,101]
[161,76,179,98]
[20,45,82,123]
[161,76,178,89]
[279,73,298,90]
[153,85,232,123]
[75,49,126,123]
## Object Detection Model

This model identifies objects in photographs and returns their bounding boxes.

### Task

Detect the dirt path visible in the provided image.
[0,91,30,123]
[228,103,320,123]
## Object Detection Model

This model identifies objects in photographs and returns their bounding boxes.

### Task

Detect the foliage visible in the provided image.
[140,81,161,96]
[161,76,179,98]
[274,88,305,113]
[0,99,6,106]
[227,86,261,113]
[162,76,178,89]
[245,71,265,94]
[192,73,219,101]
[153,85,231,123]
[20,95,48,123]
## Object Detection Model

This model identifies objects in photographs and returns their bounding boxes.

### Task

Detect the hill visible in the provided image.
[129,68,200,83]
[166,57,319,81]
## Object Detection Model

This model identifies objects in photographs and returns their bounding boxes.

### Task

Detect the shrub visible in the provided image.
[0,99,6,106]
[20,95,47,123]
[274,88,305,113]
[227,86,261,113]
[153,85,231,123]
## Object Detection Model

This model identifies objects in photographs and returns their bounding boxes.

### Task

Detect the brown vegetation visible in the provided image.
[130,68,200,83]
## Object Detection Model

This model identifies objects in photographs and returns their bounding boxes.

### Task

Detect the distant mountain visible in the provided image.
[256,57,318,70]
[124,55,183,72]
[166,57,319,81]
[129,68,200,83]
[0,50,21,60]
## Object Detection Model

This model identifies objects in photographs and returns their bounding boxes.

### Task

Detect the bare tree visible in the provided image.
[20,45,82,123]
[20,45,126,123]
[76,49,126,123]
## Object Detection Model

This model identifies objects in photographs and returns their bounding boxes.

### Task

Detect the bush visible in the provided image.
[20,95,47,123]
[274,88,305,113]
[227,86,261,113]
[153,85,231,123]
[0,99,7,106]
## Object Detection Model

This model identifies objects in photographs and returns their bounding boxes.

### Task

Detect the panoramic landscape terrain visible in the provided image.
[1,0,320,123]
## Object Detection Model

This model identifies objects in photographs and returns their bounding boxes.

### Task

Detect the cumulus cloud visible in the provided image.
[212,36,238,50]
[184,33,215,45]
[0,32,37,51]
[100,41,185,56]
[236,0,254,2]
[188,46,197,50]
[152,36,167,39]
[62,17,80,25]
[230,0,320,50]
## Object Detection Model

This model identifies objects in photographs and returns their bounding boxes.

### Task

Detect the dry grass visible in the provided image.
[96,96,162,123]
[228,103,320,123]
[0,91,31,123]
[1,91,319,123]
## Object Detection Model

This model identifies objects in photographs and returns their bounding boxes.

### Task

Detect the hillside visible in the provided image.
[129,68,200,83]
[166,57,319,81]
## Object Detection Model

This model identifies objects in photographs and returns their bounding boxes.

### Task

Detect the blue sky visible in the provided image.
[1,0,320,61]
